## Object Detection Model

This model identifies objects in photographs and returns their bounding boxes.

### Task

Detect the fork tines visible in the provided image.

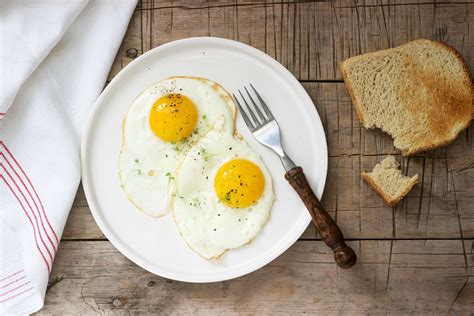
[233,84,274,131]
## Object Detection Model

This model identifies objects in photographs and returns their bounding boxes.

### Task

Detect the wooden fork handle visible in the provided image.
[285,166,357,269]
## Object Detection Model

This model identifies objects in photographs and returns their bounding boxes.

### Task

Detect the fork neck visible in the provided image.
[279,152,296,171]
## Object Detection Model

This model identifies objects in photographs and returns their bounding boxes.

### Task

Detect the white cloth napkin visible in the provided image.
[0,0,137,314]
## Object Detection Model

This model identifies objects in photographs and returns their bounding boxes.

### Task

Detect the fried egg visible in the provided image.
[173,127,274,259]
[119,77,236,217]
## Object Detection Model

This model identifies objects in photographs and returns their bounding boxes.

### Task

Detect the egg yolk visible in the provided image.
[214,159,265,208]
[149,94,198,142]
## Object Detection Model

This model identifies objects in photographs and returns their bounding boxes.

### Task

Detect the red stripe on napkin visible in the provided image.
[0,153,57,254]
[1,141,59,247]
[0,282,31,297]
[0,287,34,303]
[1,165,53,263]
[0,270,24,283]
[1,175,50,272]
[0,271,32,305]
[0,276,27,290]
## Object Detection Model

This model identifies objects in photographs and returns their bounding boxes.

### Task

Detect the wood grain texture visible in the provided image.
[110,0,474,81]
[41,0,474,313]
[38,240,473,314]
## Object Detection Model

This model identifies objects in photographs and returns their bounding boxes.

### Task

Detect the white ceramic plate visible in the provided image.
[81,37,327,282]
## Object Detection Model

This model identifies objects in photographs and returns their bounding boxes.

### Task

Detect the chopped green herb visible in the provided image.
[171,138,189,151]
[171,193,184,199]
[200,147,216,162]
[134,159,139,163]
[224,193,231,201]
[165,172,175,183]
[191,197,200,207]
[137,169,142,175]
[202,114,207,120]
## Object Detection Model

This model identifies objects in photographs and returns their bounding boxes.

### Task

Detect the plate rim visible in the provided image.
[81,36,328,283]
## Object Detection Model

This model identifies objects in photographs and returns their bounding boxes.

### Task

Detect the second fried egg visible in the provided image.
[173,127,274,259]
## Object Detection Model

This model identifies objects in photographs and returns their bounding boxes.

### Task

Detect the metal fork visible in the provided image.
[234,84,357,269]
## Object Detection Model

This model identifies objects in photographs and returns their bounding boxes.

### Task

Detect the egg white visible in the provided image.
[119,77,236,217]
[173,127,274,259]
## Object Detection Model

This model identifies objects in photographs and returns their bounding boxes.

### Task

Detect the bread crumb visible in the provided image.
[362,156,418,207]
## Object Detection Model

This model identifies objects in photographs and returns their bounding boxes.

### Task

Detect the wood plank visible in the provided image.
[72,183,87,207]
[108,0,474,81]
[65,82,474,240]
[108,9,143,83]
[38,239,473,314]
[62,206,104,240]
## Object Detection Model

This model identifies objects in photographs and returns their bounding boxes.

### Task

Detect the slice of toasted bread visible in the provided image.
[362,156,418,207]
[340,39,473,156]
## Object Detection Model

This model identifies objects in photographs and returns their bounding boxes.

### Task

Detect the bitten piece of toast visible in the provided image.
[362,156,418,207]
[340,39,473,156]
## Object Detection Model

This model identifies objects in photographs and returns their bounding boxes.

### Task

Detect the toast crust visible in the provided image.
[361,172,419,207]
[341,39,473,156]
[339,61,367,125]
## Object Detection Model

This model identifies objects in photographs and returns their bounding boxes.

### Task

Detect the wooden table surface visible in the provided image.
[39,0,474,314]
